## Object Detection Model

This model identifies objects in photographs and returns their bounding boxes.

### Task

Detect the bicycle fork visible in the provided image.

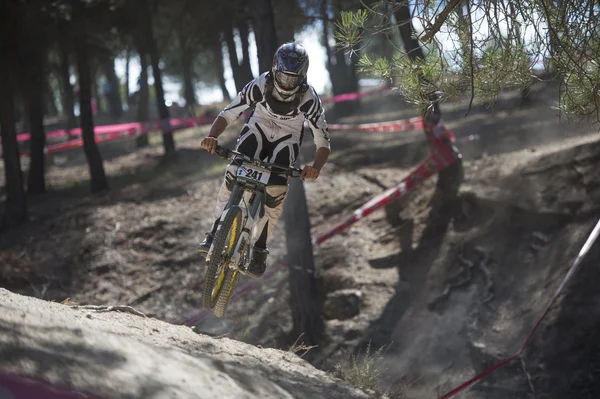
[207,182,266,272]
[230,187,266,273]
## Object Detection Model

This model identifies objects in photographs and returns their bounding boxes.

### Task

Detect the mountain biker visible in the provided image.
[199,42,331,278]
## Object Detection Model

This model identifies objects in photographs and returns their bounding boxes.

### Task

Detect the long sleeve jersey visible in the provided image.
[218,72,331,150]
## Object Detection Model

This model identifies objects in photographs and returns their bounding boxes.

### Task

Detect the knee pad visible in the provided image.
[265,185,288,209]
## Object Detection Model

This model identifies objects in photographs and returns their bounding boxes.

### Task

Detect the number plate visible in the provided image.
[237,164,271,184]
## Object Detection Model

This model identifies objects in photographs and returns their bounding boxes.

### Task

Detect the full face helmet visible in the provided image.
[271,42,309,98]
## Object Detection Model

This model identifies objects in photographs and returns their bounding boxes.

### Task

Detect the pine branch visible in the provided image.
[419,0,463,43]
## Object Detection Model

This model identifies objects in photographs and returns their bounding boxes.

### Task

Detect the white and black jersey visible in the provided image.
[218,72,331,151]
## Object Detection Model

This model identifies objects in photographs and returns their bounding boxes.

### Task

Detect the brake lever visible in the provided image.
[214,146,228,159]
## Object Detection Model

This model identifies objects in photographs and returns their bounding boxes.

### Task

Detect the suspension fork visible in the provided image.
[238,187,265,243]
[216,182,244,228]
[248,188,266,221]
[228,185,266,269]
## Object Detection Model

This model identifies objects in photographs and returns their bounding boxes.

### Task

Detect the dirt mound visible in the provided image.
[318,137,600,398]
[0,288,372,399]
[2,81,600,398]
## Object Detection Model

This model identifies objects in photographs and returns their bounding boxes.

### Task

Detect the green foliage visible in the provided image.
[560,57,600,119]
[336,0,600,120]
[333,342,386,393]
[335,9,372,49]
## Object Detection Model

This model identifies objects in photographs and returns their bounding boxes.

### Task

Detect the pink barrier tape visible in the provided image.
[180,126,464,322]
[9,84,392,144]
[329,117,424,132]
[439,217,600,398]
[0,374,106,399]
[6,116,213,144]
[12,117,203,158]
[312,140,460,247]
[320,86,393,104]
[180,146,459,324]
[18,127,142,157]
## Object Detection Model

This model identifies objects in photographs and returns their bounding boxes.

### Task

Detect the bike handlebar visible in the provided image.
[213,145,303,178]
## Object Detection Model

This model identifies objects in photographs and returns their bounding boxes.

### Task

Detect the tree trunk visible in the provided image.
[394,1,463,204]
[58,33,77,139]
[380,1,395,68]
[283,154,324,346]
[0,56,28,230]
[25,45,47,194]
[212,41,231,102]
[178,30,197,106]
[322,1,334,79]
[237,19,255,82]
[91,64,103,114]
[45,79,59,117]
[73,15,109,193]
[102,56,123,120]
[142,1,176,156]
[136,50,150,148]
[323,2,360,115]
[394,2,425,61]
[333,49,359,94]
[124,48,131,107]
[273,5,296,43]
[224,24,245,92]
[250,0,279,73]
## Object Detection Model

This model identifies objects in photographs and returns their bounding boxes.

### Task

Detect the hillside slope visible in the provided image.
[0,288,371,399]
[2,81,600,398]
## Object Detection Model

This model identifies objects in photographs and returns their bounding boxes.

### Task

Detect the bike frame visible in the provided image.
[206,146,301,274]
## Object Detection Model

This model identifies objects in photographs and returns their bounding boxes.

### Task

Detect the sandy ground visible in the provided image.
[1,80,600,398]
[0,288,371,399]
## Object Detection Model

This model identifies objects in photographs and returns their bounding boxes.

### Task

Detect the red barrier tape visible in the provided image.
[8,84,391,144]
[439,218,600,398]
[329,117,424,132]
[10,115,451,158]
[180,122,462,324]
[312,140,460,247]
[320,86,393,104]
[12,117,206,157]
[5,116,213,144]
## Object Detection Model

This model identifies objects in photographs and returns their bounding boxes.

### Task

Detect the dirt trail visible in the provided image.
[303,84,600,398]
[0,288,371,399]
[1,81,600,398]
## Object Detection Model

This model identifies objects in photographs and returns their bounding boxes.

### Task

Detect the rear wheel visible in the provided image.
[202,206,243,309]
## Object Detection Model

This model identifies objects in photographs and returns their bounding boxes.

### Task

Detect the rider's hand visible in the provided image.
[300,165,320,180]
[201,136,218,154]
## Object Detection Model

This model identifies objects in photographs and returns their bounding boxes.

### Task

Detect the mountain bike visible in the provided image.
[202,145,301,317]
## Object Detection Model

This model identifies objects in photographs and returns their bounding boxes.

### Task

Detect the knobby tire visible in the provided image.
[213,268,240,318]
[202,205,243,310]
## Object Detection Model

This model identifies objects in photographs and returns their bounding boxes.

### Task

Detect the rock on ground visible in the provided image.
[323,289,362,320]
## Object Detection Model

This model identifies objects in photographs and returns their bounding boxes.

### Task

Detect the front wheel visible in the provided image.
[202,206,243,310]
[213,269,240,318]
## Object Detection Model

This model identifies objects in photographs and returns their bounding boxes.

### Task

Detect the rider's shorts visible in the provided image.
[232,122,302,186]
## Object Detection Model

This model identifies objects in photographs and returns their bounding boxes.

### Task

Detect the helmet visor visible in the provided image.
[274,71,302,91]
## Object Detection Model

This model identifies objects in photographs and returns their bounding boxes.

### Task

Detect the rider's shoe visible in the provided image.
[246,246,269,278]
[199,219,220,258]
[198,233,213,258]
